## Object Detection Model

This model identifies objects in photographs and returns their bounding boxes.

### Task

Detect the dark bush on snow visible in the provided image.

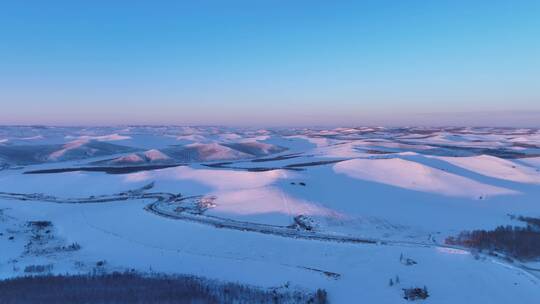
[403,287,429,301]
[23,264,53,273]
[0,272,328,304]
[27,221,52,229]
[64,242,81,251]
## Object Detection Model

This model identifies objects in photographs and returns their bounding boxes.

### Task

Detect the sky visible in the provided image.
[0,1,539,127]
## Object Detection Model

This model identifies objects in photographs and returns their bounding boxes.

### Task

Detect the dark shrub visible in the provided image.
[23,264,53,273]
[403,286,429,301]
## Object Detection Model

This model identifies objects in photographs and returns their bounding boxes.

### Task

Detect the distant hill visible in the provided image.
[0,141,136,165]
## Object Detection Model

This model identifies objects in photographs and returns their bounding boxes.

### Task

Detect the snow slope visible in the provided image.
[143,149,170,161]
[47,140,136,162]
[124,166,336,225]
[105,149,173,165]
[163,143,252,162]
[223,141,287,156]
[435,155,540,184]
[333,158,517,198]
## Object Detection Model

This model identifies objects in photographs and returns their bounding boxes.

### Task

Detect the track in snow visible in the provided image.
[1,184,539,282]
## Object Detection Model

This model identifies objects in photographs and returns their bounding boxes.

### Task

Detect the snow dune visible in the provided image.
[106,149,172,165]
[509,133,540,145]
[435,155,540,184]
[209,187,336,217]
[333,158,517,198]
[49,134,132,161]
[175,134,208,143]
[223,141,286,156]
[285,135,338,147]
[218,133,242,141]
[143,149,170,161]
[313,141,366,158]
[406,133,505,148]
[48,139,89,160]
[127,166,289,190]
[48,140,134,161]
[111,154,145,164]
[78,134,131,142]
[185,143,251,161]
[174,166,289,190]
[161,143,250,162]
[125,166,336,218]
[162,141,285,162]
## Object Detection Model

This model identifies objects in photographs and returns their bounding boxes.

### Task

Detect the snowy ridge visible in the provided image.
[334,158,517,198]
[435,155,540,184]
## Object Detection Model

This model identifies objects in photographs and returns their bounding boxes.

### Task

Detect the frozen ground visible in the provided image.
[1,126,539,303]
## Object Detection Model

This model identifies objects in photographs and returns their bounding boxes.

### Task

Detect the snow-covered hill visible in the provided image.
[435,154,540,184]
[0,141,136,165]
[160,141,287,162]
[334,158,517,198]
[101,149,173,166]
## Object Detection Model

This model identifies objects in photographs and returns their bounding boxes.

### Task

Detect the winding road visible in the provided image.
[1,183,538,282]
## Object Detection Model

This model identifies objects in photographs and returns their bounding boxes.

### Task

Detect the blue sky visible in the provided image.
[0,1,539,126]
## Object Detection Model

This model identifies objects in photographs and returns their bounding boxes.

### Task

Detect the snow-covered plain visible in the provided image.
[1,126,539,303]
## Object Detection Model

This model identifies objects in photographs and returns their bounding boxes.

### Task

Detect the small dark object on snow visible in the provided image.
[24,264,53,273]
[96,260,106,267]
[27,221,52,229]
[403,287,429,301]
[402,258,417,266]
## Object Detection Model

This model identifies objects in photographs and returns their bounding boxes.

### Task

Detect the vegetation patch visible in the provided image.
[446,217,540,260]
[23,264,53,274]
[0,272,328,304]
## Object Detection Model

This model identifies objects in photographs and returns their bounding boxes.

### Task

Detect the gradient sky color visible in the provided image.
[1,1,539,126]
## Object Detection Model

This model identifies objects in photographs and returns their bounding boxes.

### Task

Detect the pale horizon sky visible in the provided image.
[1,1,539,127]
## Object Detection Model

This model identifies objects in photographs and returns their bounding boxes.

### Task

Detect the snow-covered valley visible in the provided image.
[1,126,539,303]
